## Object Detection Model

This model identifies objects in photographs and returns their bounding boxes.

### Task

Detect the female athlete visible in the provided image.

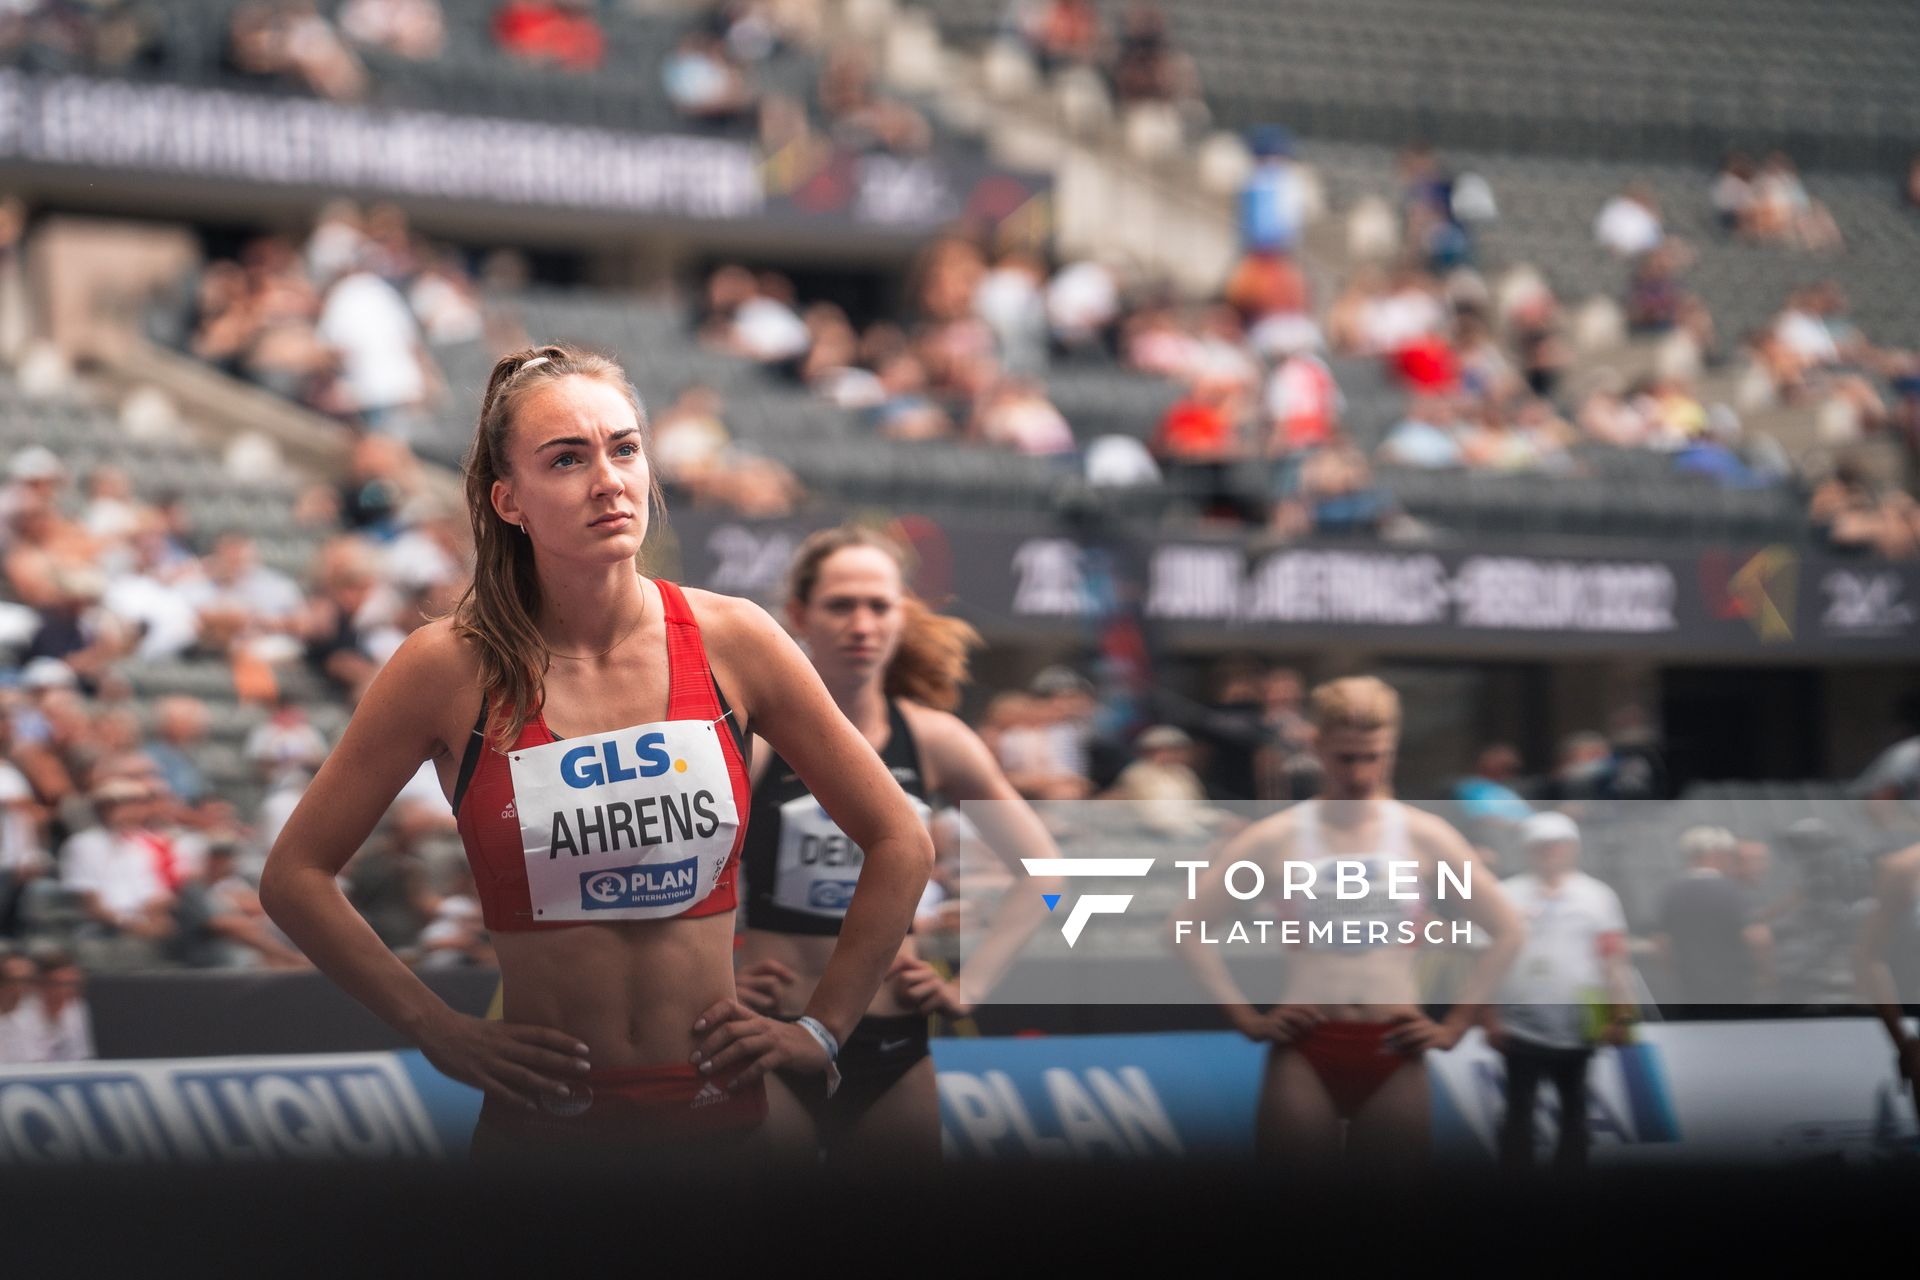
[734,525,1054,1167]
[261,346,932,1159]
[1180,676,1523,1169]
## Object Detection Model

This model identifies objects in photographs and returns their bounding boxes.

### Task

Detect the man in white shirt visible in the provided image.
[58,780,178,945]
[15,946,94,1062]
[316,267,431,430]
[0,944,40,1063]
[1594,184,1664,259]
[1487,811,1634,1169]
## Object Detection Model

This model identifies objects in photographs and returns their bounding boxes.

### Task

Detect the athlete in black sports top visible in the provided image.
[746,699,933,937]
[743,698,938,1141]
[733,525,1058,1168]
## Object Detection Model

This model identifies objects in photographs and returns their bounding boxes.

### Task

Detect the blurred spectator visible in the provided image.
[5,945,93,1061]
[315,260,437,435]
[142,696,211,808]
[1045,259,1121,356]
[1456,743,1534,825]
[1454,312,1519,405]
[1111,2,1199,112]
[1261,326,1341,455]
[338,0,445,60]
[1543,730,1616,805]
[974,250,1050,378]
[1399,143,1473,271]
[1625,244,1714,353]
[1273,442,1393,538]
[1378,396,1464,469]
[0,945,35,1060]
[651,385,803,516]
[407,250,485,346]
[304,200,369,283]
[58,778,181,948]
[302,537,397,701]
[99,512,205,662]
[1154,369,1247,464]
[995,669,1097,801]
[1015,0,1107,71]
[493,0,604,71]
[1225,250,1310,331]
[171,839,309,969]
[336,435,421,538]
[344,818,438,950]
[972,377,1074,457]
[0,444,66,542]
[1245,668,1316,801]
[178,533,305,659]
[1654,825,1770,1003]
[224,1,368,100]
[1349,266,1448,361]
[412,865,492,968]
[1672,405,1770,488]
[652,384,735,488]
[1809,462,1920,559]
[1106,725,1212,835]
[1711,153,1756,236]
[1748,152,1842,252]
[663,29,756,125]
[818,46,929,153]
[1186,662,1262,801]
[0,715,49,935]
[709,268,811,369]
[1853,698,1920,804]
[245,695,329,852]
[1508,287,1571,399]
[1490,812,1632,1170]
[1593,182,1664,259]
[870,352,952,441]
[1605,704,1670,802]
[79,465,146,548]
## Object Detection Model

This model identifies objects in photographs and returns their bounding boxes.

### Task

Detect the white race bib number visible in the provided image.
[772,793,931,919]
[508,719,738,922]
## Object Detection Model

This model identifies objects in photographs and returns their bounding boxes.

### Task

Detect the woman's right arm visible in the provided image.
[258,623,590,1108]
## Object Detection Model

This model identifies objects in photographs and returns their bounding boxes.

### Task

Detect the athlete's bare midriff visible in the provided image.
[1261,799,1426,1020]
[492,916,737,1068]
[735,927,920,1018]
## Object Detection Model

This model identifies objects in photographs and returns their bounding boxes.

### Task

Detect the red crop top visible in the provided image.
[452,578,751,932]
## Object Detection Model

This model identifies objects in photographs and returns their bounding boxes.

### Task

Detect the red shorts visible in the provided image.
[1289,1021,1423,1118]
[470,1063,767,1162]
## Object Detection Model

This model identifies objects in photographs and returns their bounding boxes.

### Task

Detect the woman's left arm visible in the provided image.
[700,595,933,1056]
[912,709,1061,1009]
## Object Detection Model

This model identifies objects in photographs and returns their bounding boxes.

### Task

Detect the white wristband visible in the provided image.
[794,1015,842,1097]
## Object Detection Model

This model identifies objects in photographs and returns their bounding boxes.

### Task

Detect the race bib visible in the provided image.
[772,792,931,919]
[508,719,739,922]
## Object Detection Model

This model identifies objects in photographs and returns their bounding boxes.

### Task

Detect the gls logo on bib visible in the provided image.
[509,719,739,922]
[559,733,677,788]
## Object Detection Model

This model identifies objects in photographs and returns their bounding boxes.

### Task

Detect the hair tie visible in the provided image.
[518,355,552,373]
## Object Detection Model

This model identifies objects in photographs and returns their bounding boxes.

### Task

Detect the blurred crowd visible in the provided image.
[186,201,479,435]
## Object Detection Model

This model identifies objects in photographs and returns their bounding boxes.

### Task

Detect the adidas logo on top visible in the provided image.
[691,1081,727,1109]
[500,801,516,820]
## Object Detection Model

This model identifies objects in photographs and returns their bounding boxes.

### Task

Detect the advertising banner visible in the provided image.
[3,1022,1910,1166]
[666,512,1920,660]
